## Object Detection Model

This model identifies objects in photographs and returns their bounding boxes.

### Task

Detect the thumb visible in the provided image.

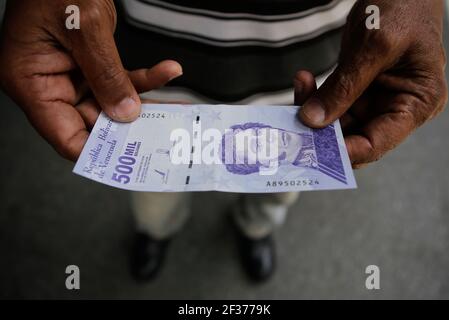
[69,14,140,122]
[299,59,383,128]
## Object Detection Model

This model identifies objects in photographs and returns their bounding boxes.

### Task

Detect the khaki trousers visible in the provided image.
[131,192,299,240]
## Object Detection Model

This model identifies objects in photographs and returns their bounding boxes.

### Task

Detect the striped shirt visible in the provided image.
[116,0,356,104]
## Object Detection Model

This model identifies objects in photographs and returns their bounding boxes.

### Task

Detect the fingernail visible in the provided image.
[113,97,139,121]
[169,70,183,81]
[302,98,326,125]
[168,63,183,81]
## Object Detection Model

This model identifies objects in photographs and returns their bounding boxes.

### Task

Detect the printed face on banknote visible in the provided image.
[223,123,318,175]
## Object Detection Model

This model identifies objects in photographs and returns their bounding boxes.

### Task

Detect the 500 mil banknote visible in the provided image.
[73,104,357,193]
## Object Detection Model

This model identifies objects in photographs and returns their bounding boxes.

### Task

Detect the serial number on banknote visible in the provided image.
[266,179,319,187]
[139,112,167,119]
[139,112,185,120]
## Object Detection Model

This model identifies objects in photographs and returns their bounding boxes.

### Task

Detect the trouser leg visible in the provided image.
[130,192,191,240]
[232,192,300,239]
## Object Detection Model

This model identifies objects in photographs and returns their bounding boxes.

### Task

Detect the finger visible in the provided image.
[293,70,317,105]
[26,100,89,161]
[128,60,183,94]
[70,69,90,105]
[352,163,369,170]
[75,93,187,131]
[76,98,101,130]
[340,93,372,134]
[299,55,385,128]
[68,11,140,122]
[345,108,416,166]
[340,112,356,133]
[75,60,184,129]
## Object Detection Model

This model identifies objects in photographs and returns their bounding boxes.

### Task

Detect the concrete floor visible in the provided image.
[1,10,449,300]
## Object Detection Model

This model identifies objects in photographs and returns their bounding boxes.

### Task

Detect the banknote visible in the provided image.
[73,104,357,193]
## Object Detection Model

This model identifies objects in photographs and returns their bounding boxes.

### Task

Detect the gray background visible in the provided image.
[0,3,449,299]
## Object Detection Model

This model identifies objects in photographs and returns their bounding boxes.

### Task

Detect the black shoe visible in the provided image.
[130,232,170,282]
[234,228,276,282]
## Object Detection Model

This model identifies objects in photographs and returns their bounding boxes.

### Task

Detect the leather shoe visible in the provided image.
[234,228,276,282]
[130,232,170,282]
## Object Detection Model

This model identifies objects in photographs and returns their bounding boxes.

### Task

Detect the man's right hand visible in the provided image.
[0,0,182,161]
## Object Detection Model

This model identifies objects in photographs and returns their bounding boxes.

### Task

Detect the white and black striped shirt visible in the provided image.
[116,0,355,104]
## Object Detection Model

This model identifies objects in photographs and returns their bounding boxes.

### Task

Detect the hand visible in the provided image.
[0,0,183,161]
[296,0,447,168]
